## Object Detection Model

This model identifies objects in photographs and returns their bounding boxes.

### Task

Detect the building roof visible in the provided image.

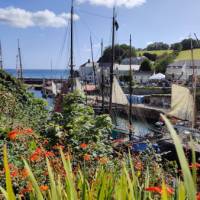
[121,56,146,65]
[168,60,200,67]
[114,64,140,71]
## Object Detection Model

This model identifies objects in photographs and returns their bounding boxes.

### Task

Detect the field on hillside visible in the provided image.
[137,49,200,61]
[137,50,173,56]
[175,48,200,60]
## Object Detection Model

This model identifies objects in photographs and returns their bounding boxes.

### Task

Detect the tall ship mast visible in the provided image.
[18,39,23,80]
[0,40,3,70]
[109,7,116,115]
[129,34,133,140]
[191,37,197,129]
[70,0,74,92]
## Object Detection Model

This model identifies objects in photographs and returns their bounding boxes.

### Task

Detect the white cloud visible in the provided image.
[146,41,153,45]
[77,0,146,8]
[0,7,79,28]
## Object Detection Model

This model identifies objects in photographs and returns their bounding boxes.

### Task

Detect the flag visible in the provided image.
[114,20,119,31]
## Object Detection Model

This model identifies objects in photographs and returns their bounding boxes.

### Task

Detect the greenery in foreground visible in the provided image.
[0,70,200,199]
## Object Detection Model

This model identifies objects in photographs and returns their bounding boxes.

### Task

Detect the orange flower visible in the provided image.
[8,130,19,140]
[21,168,29,178]
[80,143,88,149]
[45,151,55,157]
[145,187,162,194]
[20,187,32,194]
[83,154,91,161]
[197,192,200,200]
[189,163,200,169]
[40,185,49,191]
[99,157,108,164]
[23,128,33,134]
[11,169,18,177]
[135,161,143,170]
[145,186,174,195]
[30,154,40,162]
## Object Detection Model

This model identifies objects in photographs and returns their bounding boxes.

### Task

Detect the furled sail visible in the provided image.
[168,84,194,121]
[52,81,57,96]
[74,78,84,94]
[112,76,129,105]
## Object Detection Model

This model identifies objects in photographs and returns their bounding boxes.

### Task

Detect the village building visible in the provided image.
[166,60,200,81]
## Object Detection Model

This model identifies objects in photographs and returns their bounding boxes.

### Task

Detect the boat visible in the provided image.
[157,37,200,161]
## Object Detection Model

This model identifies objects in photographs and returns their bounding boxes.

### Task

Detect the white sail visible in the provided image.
[112,76,129,105]
[168,84,194,121]
[52,81,57,95]
[74,78,84,94]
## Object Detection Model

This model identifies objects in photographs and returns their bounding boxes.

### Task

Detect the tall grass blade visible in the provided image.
[161,114,196,200]
[3,145,16,200]
[23,159,44,200]
[46,158,58,200]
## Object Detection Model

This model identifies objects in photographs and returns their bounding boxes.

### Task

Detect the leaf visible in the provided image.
[161,114,196,200]
[3,145,16,200]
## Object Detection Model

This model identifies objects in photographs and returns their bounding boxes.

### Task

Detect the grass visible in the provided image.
[175,49,200,61]
[0,115,199,199]
[137,50,173,56]
[137,48,200,61]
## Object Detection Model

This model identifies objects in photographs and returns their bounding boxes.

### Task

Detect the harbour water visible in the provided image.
[5,69,69,79]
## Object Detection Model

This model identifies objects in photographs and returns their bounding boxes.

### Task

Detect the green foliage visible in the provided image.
[47,91,113,163]
[170,42,183,51]
[98,44,136,63]
[154,51,178,73]
[146,42,169,51]
[143,52,157,61]
[0,70,48,133]
[140,59,152,71]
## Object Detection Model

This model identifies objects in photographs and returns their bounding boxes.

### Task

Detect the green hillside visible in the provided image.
[175,49,200,60]
[137,50,173,56]
[137,49,200,61]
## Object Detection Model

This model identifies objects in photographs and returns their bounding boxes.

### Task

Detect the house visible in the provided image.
[133,71,153,84]
[166,60,200,81]
[79,60,99,83]
[121,56,146,65]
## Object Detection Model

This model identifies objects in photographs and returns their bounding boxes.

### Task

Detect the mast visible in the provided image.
[16,55,20,79]
[109,7,116,115]
[90,35,97,87]
[0,40,3,69]
[70,0,74,91]
[101,39,105,111]
[18,39,23,80]
[129,34,133,140]
[191,37,196,129]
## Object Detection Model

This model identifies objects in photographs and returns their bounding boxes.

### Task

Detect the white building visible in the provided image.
[79,60,99,83]
[166,60,200,81]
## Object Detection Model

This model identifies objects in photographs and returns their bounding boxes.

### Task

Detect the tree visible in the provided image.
[98,44,136,63]
[170,43,182,51]
[146,42,169,51]
[143,52,157,61]
[140,59,152,71]
[154,51,178,73]
[180,39,198,50]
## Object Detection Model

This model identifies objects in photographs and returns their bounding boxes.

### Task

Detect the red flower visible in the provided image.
[80,143,88,149]
[145,187,162,194]
[8,130,19,140]
[30,154,40,162]
[197,192,200,200]
[11,169,18,177]
[145,186,174,195]
[21,168,29,178]
[135,161,143,170]
[40,185,49,191]
[83,154,91,161]
[45,151,55,157]
[189,163,200,169]
[23,128,33,134]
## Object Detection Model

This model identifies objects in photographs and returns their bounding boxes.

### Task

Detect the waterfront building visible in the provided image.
[166,60,200,81]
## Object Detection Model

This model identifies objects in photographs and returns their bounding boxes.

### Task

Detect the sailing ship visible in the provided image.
[157,37,200,161]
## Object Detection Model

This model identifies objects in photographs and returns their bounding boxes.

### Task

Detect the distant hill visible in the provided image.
[137,49,200,61]
[175,49,200,61]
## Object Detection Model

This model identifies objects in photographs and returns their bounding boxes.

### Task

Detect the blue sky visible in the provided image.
[0,0,200,69]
